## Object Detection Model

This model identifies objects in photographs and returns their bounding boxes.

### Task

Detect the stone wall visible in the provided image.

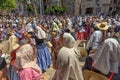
[81,0,112,16]
[81,0,97,15]
[74,0,81,15]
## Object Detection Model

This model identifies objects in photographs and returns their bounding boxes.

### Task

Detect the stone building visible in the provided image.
[48,0,81,15]
[49,0,119,16]
[81,0,119,16]
[15,0,119,16]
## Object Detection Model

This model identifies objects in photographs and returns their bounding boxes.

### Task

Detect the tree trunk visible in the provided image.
[33,0,38,16]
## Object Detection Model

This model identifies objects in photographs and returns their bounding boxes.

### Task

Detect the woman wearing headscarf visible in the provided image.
[28,23,51,73]
[89,38,120,80]
[52,33,84,80]
[13,43,41,80]
[8,27,20,80]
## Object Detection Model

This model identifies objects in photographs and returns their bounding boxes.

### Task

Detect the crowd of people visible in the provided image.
[0,14,120,80]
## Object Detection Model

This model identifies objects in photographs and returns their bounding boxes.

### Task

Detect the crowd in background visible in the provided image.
[0,14,120,80]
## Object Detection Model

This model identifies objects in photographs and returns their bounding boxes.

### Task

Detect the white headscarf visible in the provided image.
[63,33,75,48]
[92,38,120,74]
[53,33,84,80]
[14,44,41,72]
[36,26,46,39]
[8,34,19,54]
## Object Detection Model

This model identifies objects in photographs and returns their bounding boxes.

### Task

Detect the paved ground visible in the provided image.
[42,62,85,80]
[42,40,86,80]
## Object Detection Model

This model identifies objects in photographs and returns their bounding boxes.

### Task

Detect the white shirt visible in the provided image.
[86,30,103,50]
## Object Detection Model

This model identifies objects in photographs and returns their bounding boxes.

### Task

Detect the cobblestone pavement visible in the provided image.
[42,61,85,80]
[42,40,86,80]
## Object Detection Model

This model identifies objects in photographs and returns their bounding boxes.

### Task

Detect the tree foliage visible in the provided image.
[0,0,16,11]
[18,0,26,3]
[25,4,34,13]
[45,4,67,15]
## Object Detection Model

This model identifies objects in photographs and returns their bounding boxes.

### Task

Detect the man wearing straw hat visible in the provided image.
[86,21,108,55]
[83,22,110,80]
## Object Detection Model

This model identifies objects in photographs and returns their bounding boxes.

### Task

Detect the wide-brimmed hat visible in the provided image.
[83,70,108,80]
[51,31,57,38]
[97,22,108,30]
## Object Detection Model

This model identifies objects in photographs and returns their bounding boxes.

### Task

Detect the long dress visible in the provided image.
[52,47,84,80]
[52,33,84,80]
[13,44,41,80]
[8,34,20,80]
[33,36,52,71]
[18,68,40,80]
[8,46,20,80]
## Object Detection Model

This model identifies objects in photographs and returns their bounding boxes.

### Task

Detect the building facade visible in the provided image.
[50,0,118,16]
[81,0,120,16]
[81,0,109,15]
[15,0,119,16]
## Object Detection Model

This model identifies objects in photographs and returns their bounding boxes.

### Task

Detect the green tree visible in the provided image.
[0,0,7,5]
[45,5,67,15]
[18,0,26,3]
[18,0,38,16]
[0,0,16,11]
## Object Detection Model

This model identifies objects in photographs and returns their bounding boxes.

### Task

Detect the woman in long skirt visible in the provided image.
[28,25,52,72]
[13,43,41,80]
[8,33,20,80]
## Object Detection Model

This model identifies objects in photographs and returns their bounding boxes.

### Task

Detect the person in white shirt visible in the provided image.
[86,22,108,55]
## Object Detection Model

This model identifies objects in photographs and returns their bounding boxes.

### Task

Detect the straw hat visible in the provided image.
[46,41,53,48]
[83,70,108,80]
[97,22,108,30]
[51,31,57,38]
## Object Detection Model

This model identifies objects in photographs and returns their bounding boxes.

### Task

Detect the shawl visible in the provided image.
[53,47,84,80]
[63,33,75,48]
[92,38,120,75]
[52,32,84,80]
[36,26,46,39]
[13,44,41,72]
[8,34,18,54]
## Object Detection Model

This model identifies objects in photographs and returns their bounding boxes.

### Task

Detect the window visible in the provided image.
[85,8,94,15]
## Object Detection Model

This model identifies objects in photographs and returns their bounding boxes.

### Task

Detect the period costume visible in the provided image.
[76,26,87,40]
[52,33,84,80]
[51,21,60,38]
[84,23,91,39]
[33,26,51,71]
[8,34,20,80]
[51,21,59,32]
[86,22,108,54]
[0,27,6,40]
[17,26,25,44]
[91,38,120,80]
[13,44,41,80]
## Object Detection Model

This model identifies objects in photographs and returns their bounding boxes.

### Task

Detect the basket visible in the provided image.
[83,70,108,80]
